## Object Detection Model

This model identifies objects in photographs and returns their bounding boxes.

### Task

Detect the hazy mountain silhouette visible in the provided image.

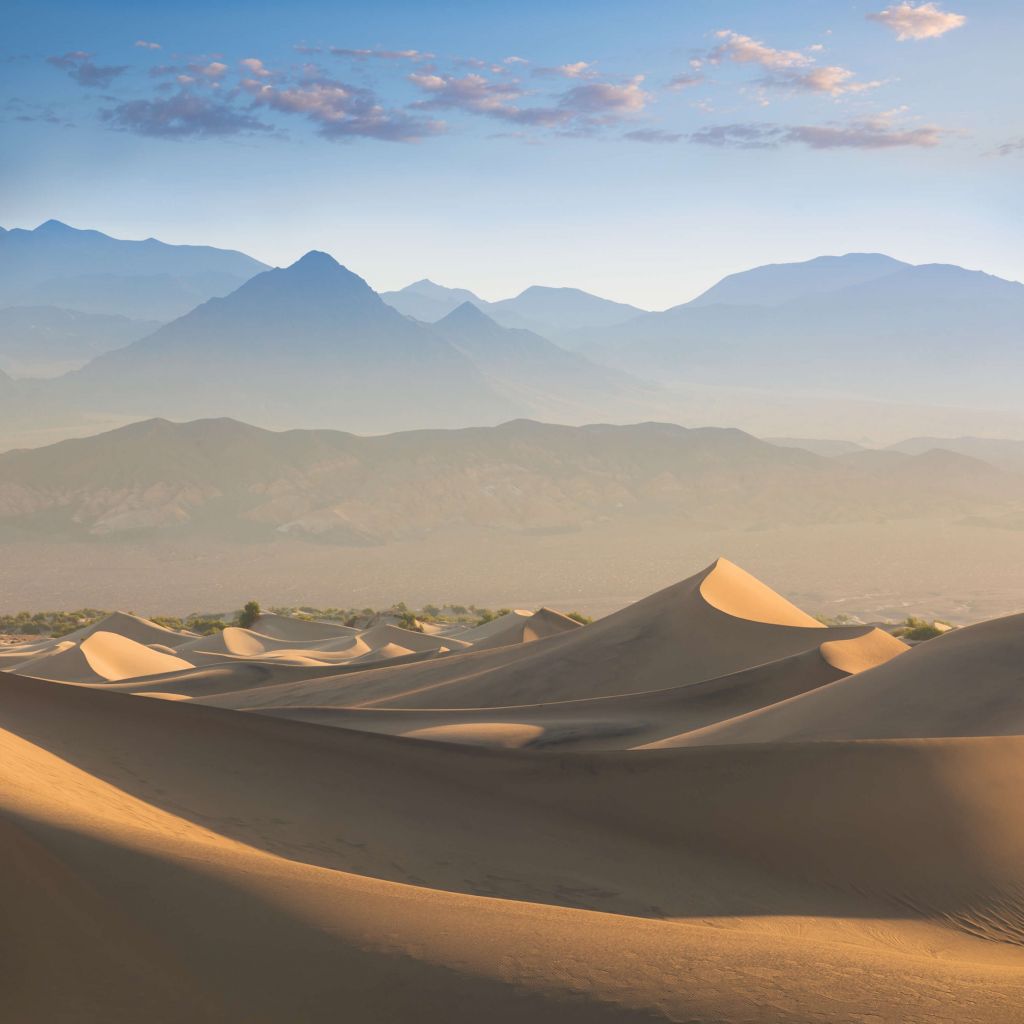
[29,253,654,435]
[433,302,660,419]
[886,437,1024,474]
[1,416,1016,542]
[380,280,500,324]
[0,306,159,377]
[579,256,1024,408]
[44,252,515,431]
[383,279,646,338]
[0,220,267,320]
[687,253,909,307]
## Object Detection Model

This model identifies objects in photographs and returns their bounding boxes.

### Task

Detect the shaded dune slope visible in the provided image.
[1,670,1023,1022]
[200,559,897,715]
[675,611,1024,745]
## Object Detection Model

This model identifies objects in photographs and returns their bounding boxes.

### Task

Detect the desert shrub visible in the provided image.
[237,601,261,630]
[893,615,945,641]
[566,611,593,625]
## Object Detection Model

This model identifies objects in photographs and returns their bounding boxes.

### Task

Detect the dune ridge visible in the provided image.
[4,556,1024,1021]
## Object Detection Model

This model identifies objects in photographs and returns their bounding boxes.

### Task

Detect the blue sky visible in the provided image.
[3,0,1021,307]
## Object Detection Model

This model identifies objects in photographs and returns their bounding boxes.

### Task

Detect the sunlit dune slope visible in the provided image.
[675,612,1024,745]
[199,558,892,713]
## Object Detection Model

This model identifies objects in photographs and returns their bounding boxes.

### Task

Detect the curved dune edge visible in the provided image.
[819,628,909,673]
[3,671,1024,1023]
[677,611,1024,745]
[403,722,545,748]
[698,557,826,628]
[15,631,192,683]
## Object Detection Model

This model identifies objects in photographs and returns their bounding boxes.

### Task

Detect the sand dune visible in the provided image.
[4,556,1023,1020]
[676,612,1024,745]
[13,630,193,683]
[464,607,581,650]
[200,559,890,713]
[2,668,1023,1022]
[257,640,896,751]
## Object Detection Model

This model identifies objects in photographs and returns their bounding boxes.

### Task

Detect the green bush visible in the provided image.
[893,615,945,641]
[237,600,261,630]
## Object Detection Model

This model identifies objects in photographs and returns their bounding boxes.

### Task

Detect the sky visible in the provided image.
[2,0,1021,308]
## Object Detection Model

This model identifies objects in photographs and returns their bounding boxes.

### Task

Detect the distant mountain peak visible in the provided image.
[288,250,342,271]
[35,219,78,234]
[438,300,498,328]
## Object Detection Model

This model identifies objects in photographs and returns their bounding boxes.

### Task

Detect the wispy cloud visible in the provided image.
[624,128,685,143]
[101,91,272,137]
[47,51,129,88]
[330,47,433,62]
[560,77,648,117]
[533,61,594,79]
[667,72,704,91]
[708,30,880,97]
[134,40,161,50]
[711,30,812,72]
[868,3,966,40]
[409,70,648,132]
[993,137,1024,157]
[246,73,443,141]
[691,111,947,150]
[409,72,530,117]
[4,97,73,128]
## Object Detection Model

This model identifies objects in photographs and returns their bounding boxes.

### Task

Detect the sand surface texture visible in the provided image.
[3,558,1023,1022]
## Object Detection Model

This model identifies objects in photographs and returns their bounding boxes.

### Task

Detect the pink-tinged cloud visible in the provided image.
[868,3,966,40]
[46,51,128,88]
[711,30,812,71]
[248,76,444,141]
[691,114,947,150]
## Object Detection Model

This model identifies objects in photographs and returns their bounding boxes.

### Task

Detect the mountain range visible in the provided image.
[575,254,1024,409]
[0,220,267,320]
[2,224,1023,449]
[6,252,656,438]
[381,279,646,339]
[1,416,1019,543]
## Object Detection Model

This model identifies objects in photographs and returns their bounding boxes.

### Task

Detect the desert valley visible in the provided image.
[4,1,1024,1020]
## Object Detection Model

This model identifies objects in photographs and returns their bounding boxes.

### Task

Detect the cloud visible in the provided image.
[134,40,161,50]
[708,29,879,98]
[409,72,528,116]
[330,48,433,61]
[711,30,811,71]
[691,113,947,150]
[47,51,129,88]
[710,37,882,103]
[771,65,883,96]
[559,77,648,117]
[534,61,594,79]
[868,3,966,40]
[240,57,273,78]
[785,117,946,148]
[409,71,647,131]
[5,97,73,128]
[246,75,443,141]
[690,123,785,149]
[668,72,704,91]
[623,128,684,143]
[504,56,529,65]
[101,92,273,137]
[993,137,1024,157]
